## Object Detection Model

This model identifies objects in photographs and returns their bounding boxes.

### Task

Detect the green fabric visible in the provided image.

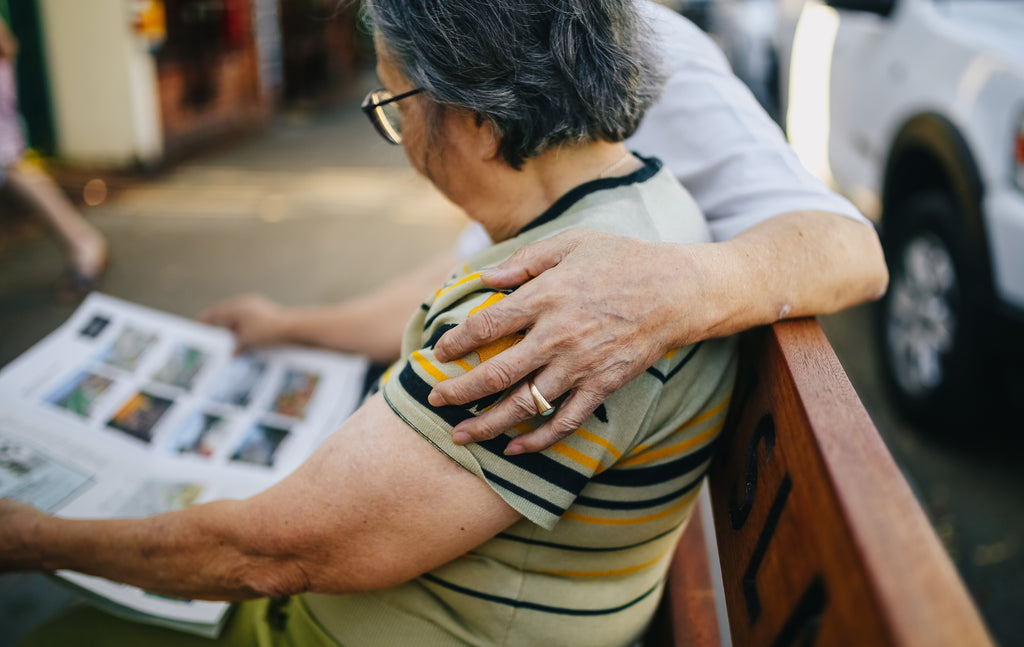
[18,597,337,647]
[310,158,739,647]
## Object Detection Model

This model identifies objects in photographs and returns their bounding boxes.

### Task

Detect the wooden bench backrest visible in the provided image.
[654,319,993,647]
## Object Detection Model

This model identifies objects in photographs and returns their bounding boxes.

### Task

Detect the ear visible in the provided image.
[472,113,502,162]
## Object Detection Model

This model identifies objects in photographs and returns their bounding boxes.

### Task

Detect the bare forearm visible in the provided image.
[666,210,888,344]
[281,252,455,361]
[14,501,306,601]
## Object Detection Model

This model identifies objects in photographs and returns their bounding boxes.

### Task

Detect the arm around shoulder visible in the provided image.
[677,209,888,344]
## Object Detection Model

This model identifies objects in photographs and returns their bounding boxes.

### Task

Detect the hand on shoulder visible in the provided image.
[430,228,717,454]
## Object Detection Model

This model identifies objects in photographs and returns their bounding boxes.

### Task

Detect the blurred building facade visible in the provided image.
[0,0,365,169]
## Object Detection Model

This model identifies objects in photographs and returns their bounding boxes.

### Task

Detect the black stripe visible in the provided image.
[397,345,589,501]
[495,525,680,553]
[422,288,495,330]
[425,323,458,350]
[647,342,703,383]
[516,156,663,237]
[483,469,564,516]
[575,474,703,510]
[592,441,717,487]
[477,434,589,495]
[397,364,583,499]
[398,363,475,428]
[468,388,505,414]
[420,574,661,616]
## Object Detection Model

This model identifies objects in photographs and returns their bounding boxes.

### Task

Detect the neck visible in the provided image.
[463,142,641,242]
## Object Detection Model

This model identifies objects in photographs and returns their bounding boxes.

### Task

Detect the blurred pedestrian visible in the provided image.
[0,15,107,296]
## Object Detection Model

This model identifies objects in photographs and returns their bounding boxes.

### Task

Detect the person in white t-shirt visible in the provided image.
[202,1,888,453]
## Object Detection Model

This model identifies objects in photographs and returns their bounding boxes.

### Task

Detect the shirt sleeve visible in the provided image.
[628,2,869,240]
[380,277,652,530]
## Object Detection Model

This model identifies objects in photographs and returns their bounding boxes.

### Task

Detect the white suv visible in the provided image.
[778,0,1024,430]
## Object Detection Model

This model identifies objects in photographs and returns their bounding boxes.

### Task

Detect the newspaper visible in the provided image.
[0,293,369,636]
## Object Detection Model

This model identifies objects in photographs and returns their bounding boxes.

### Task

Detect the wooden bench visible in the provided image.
[645,319,994,647]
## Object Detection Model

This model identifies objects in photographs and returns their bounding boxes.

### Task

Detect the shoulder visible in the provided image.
[638,1,732,75]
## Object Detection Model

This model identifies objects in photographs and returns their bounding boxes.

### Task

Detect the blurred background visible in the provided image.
[1,0,1021,645]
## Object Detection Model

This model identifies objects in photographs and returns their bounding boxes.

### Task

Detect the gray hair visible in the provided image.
[363,0,664,169]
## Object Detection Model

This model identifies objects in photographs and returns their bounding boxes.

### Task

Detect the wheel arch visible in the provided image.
[880,113,992,289]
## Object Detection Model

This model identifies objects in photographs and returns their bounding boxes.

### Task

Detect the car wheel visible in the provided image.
[877,190,987,432]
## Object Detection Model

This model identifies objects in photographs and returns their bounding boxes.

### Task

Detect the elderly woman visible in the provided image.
[2,1,736,646]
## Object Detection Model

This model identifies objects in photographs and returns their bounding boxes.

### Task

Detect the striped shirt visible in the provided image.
[303,157,738,646]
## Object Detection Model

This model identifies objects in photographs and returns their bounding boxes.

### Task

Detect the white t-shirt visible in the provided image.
[457,1,868,259]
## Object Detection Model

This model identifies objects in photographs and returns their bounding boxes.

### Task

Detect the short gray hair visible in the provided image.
[363,0,664,169]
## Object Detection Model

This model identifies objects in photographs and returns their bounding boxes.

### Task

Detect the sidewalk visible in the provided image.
[0,95,466,646]
[0,97,467,369]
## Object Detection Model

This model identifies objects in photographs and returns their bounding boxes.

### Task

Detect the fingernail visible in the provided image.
[452,431,470,445]
[504,443,522,456]
[428,391,446,406]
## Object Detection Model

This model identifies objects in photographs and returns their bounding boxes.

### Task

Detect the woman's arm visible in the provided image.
[200,251,455,362]
[0,393,520,600]
[429,209,888,453]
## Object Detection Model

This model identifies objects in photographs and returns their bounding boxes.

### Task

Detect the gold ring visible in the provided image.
[529,382,555,417]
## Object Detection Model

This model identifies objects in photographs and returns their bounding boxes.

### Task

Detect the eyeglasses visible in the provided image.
[361,87,424,145]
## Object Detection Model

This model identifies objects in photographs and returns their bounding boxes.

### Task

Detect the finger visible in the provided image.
[480,230,581,289]
[201,309,238,334]
[430,337,548,406]
[450,381,538,444]
[198,300,241,328]
[432,293,536,363]
[505,388,606,455]
[450,375,567,445]
[197,305,222,325]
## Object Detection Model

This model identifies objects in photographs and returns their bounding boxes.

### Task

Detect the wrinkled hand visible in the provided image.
[199,294,291,352]
[429,229,707,454]
[0,498,43,571]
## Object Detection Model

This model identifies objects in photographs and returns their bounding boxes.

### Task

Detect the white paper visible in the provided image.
[0,293,370,635]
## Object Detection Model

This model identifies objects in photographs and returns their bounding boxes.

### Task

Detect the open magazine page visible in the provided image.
[0,293,370,636]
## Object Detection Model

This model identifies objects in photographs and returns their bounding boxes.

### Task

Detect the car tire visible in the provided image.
[877,190,988,434]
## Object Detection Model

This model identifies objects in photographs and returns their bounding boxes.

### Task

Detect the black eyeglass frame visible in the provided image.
[361,87,425,145]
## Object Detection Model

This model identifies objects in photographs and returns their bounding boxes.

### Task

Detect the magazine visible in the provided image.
[0,293,370,637]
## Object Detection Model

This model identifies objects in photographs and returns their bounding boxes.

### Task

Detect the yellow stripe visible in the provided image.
[550,442,602,472]
[575,428,622,460]
[380,365,395,386]
[536,550,670,578]
[563,489,699,526]
[453,359,475,373]
[664,349,678,361]
[412,350,449,383]
[469,292,505,315]
[629,396,731,456]
[618,423,722,467]
[435,272,482,299]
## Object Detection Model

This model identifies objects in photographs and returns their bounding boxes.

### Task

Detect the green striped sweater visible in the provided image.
[303,157,738,646]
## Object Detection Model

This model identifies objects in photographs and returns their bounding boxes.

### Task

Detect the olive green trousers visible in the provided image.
[18,596,339,647]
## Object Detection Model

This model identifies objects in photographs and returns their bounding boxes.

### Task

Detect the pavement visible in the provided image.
[1,90,1021,646]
